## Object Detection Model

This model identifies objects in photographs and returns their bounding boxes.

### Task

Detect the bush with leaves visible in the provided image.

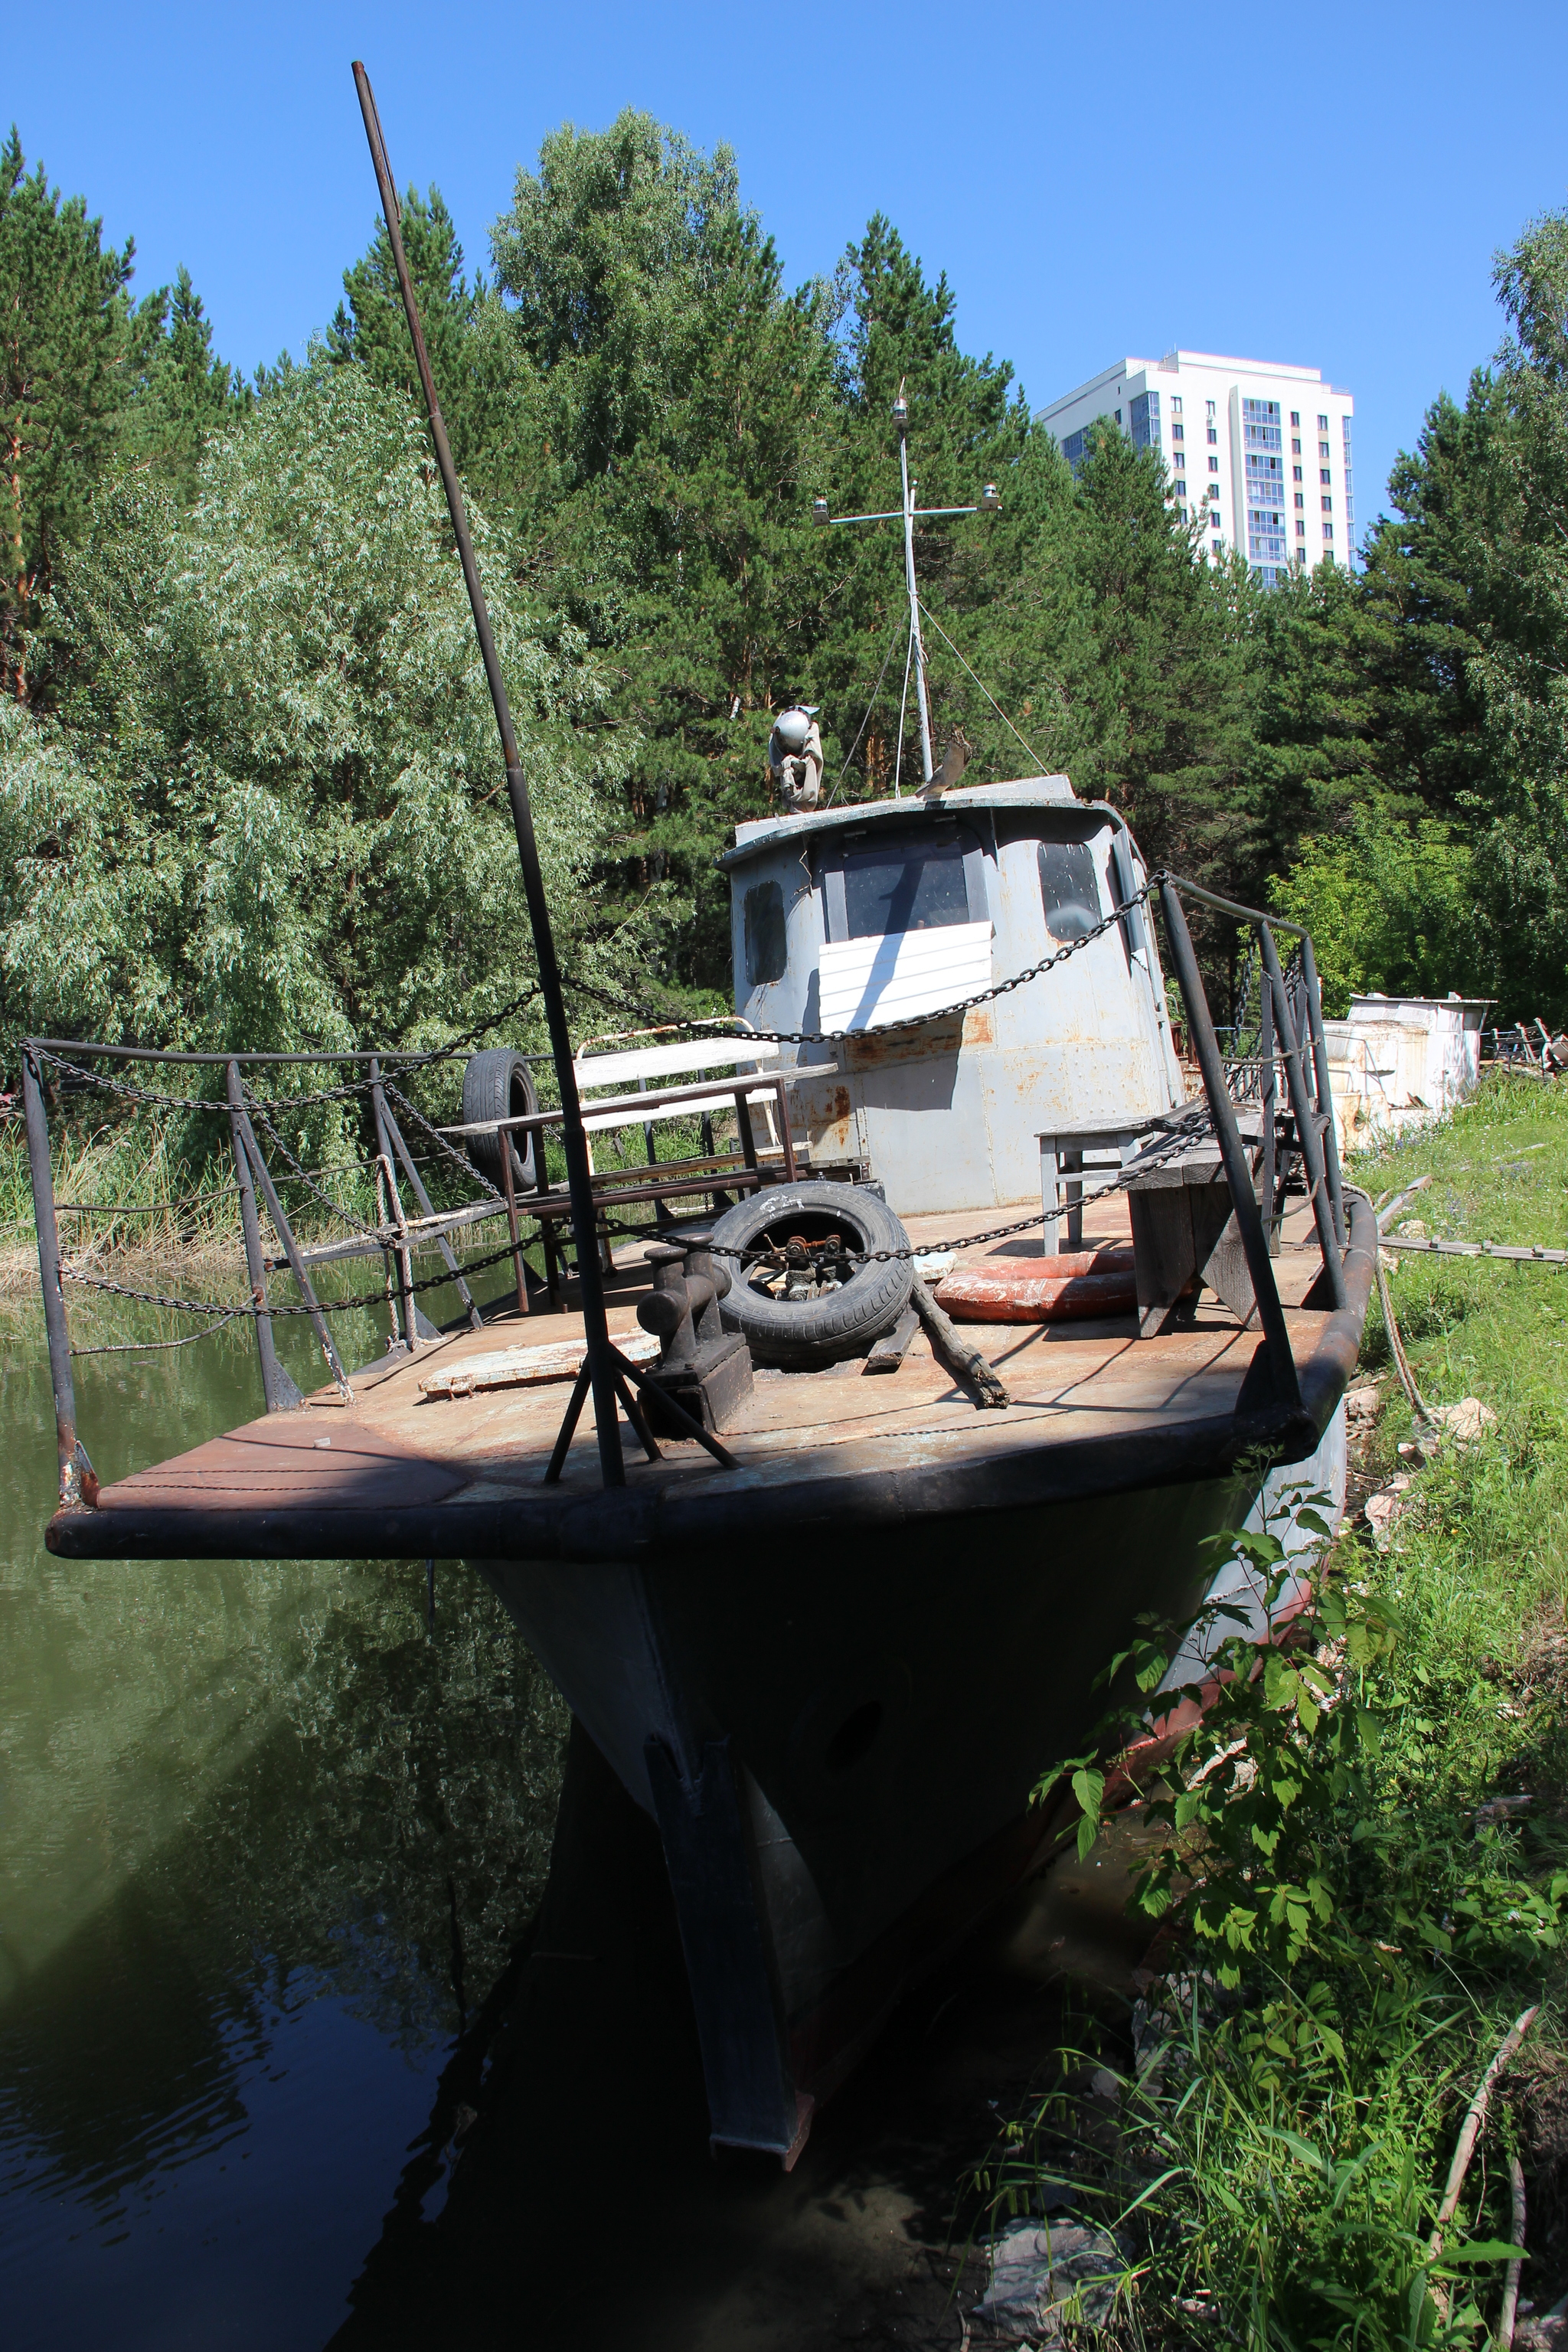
[0,360,633,1070]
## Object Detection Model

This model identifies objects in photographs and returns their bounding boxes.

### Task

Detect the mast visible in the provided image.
[895,399,935,787]
[813,391,998,795]
[351,64,626,1488]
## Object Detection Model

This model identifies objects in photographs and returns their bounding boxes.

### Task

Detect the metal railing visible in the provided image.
[20,874,1351,1508]
[1153,877,1347,1412]
[19,1041,510,1510]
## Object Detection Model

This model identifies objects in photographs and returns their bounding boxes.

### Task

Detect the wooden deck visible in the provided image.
[47,1194,1372,1564]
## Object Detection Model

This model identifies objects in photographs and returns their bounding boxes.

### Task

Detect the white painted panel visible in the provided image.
[582,1088,767,1133]
[574,1035,779,1087]
[818,921,994,1032]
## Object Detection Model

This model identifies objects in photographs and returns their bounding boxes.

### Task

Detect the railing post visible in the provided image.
[1298,935,1347,1249]
[21,1044,95,1508]
[227,1060,301,1413]
[497,1121,531,1321]
[1257,926,1347,1310]
[1155,887,1301,1407]
[370,1058,419,1350]
[233,1097,354,1403]
[1259,969,1278,1254]
[378,1093,484,1331]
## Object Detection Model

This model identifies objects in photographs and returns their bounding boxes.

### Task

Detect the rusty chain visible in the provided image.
[59,1237,525,1321]
[704,1102,1217,1265]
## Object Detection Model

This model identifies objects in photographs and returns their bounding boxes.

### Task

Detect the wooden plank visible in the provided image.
[419,1331,661,1400]
[863,1305,920,1373]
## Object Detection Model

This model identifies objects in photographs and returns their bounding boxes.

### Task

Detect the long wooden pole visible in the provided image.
[351,62,624,1488]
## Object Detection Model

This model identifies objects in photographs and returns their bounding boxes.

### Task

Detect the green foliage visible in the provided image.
[24,106,1568,1047]
[999,1085,1568,2345]
[1273,800,1479,1014]
[0,127,164,699]
[1047,1477,1407,1988]
[326,185,538,513]
[121,264,251,502]
[492,111,751,487]
[0,361,626,1060]
[1322,201,1568,1021]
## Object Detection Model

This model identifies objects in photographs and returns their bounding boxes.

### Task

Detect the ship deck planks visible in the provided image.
[47,1198,1348,1561]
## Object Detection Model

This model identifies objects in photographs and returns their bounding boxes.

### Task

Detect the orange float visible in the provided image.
[932,1246,1136,1324]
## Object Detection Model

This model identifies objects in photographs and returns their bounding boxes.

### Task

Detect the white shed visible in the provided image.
[1321,993,1492,1154]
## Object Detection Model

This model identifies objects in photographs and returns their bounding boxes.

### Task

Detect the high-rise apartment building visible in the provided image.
[1037,351,1355,584]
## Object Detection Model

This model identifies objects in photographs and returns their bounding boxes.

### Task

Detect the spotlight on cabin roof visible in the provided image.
[811,497,831,527]
[979,482,1001,512]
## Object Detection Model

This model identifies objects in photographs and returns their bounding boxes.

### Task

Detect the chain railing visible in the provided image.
[20,869,1351,1508]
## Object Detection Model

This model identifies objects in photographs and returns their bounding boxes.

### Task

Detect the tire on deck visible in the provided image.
[710,1181,915,1370]
[460,1047,540,1194]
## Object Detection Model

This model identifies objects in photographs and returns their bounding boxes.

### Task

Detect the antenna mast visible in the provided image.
[812,390,998,795]
[896,395,934,786]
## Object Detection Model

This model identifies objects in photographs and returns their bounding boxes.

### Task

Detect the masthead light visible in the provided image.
[811,497,831,526]
[979,482,1001,512]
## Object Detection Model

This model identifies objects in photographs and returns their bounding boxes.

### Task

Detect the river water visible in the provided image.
[0,1269,569,2351]
[1,1270,1123,2350]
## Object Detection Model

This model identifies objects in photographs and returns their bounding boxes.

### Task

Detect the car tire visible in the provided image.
[460,1048,540,1194]
[709,1181,915,1369]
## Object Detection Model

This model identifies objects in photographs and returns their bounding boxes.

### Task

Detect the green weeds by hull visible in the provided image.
[989,1073,1568,2347]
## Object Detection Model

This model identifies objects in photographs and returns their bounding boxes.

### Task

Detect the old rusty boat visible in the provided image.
[22,67,1374,2170]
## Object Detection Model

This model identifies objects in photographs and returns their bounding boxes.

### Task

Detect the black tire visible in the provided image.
[461,1048,540,1193]
[710,1181,915,1370]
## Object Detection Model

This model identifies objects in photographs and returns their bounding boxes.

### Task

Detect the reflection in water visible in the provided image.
[0,1278,567,2350]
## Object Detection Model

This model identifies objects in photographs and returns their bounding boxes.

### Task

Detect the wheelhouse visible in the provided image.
[720,777,1184,1213]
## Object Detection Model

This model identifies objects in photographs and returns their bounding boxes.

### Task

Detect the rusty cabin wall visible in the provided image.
[729,803,1182,1215]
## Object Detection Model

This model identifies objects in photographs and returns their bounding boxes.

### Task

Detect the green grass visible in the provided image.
[985,1074,1568,2348]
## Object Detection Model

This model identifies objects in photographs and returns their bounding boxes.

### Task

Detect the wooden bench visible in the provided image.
[441,1031,838,1307]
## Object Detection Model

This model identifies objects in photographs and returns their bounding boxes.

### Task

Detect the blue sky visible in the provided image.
[8,0,1566,542]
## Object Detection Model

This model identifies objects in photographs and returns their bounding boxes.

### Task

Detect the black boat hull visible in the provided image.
[476,1413,1344,2158]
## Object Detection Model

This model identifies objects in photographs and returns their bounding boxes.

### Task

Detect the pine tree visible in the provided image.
[0,128,163,701]
[122,264,251,501]
[326,184,541,506]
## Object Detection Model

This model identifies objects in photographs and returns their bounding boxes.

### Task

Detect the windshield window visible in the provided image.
[1037,839,1102,941]
[743,880,787,985]
[841,838,972,939]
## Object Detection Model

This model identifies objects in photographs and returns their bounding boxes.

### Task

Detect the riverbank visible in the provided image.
[971,1072,1568,2347]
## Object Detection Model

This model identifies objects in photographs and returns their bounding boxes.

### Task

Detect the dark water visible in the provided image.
[1,1272,1122,2350]
[0,1271,568,2350]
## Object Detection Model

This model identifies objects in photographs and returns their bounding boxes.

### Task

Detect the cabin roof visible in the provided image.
[716,776,1083,872]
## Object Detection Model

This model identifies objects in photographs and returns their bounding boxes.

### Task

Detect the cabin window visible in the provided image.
[743,880,788,985]
[822,831,986,942]
[1037,839,1102,941]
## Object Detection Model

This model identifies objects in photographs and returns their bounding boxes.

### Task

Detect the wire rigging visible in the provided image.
[916,598,1049,775]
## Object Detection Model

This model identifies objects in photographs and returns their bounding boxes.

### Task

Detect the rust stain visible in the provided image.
[808,1084,854,1153]
[962,1008,995,1047]
[847,1015,963,1072]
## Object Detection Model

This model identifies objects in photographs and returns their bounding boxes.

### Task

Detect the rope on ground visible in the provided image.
[1374,1251,1433,1428]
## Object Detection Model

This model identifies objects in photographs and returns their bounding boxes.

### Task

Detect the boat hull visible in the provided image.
[474,1415,1345,2157]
